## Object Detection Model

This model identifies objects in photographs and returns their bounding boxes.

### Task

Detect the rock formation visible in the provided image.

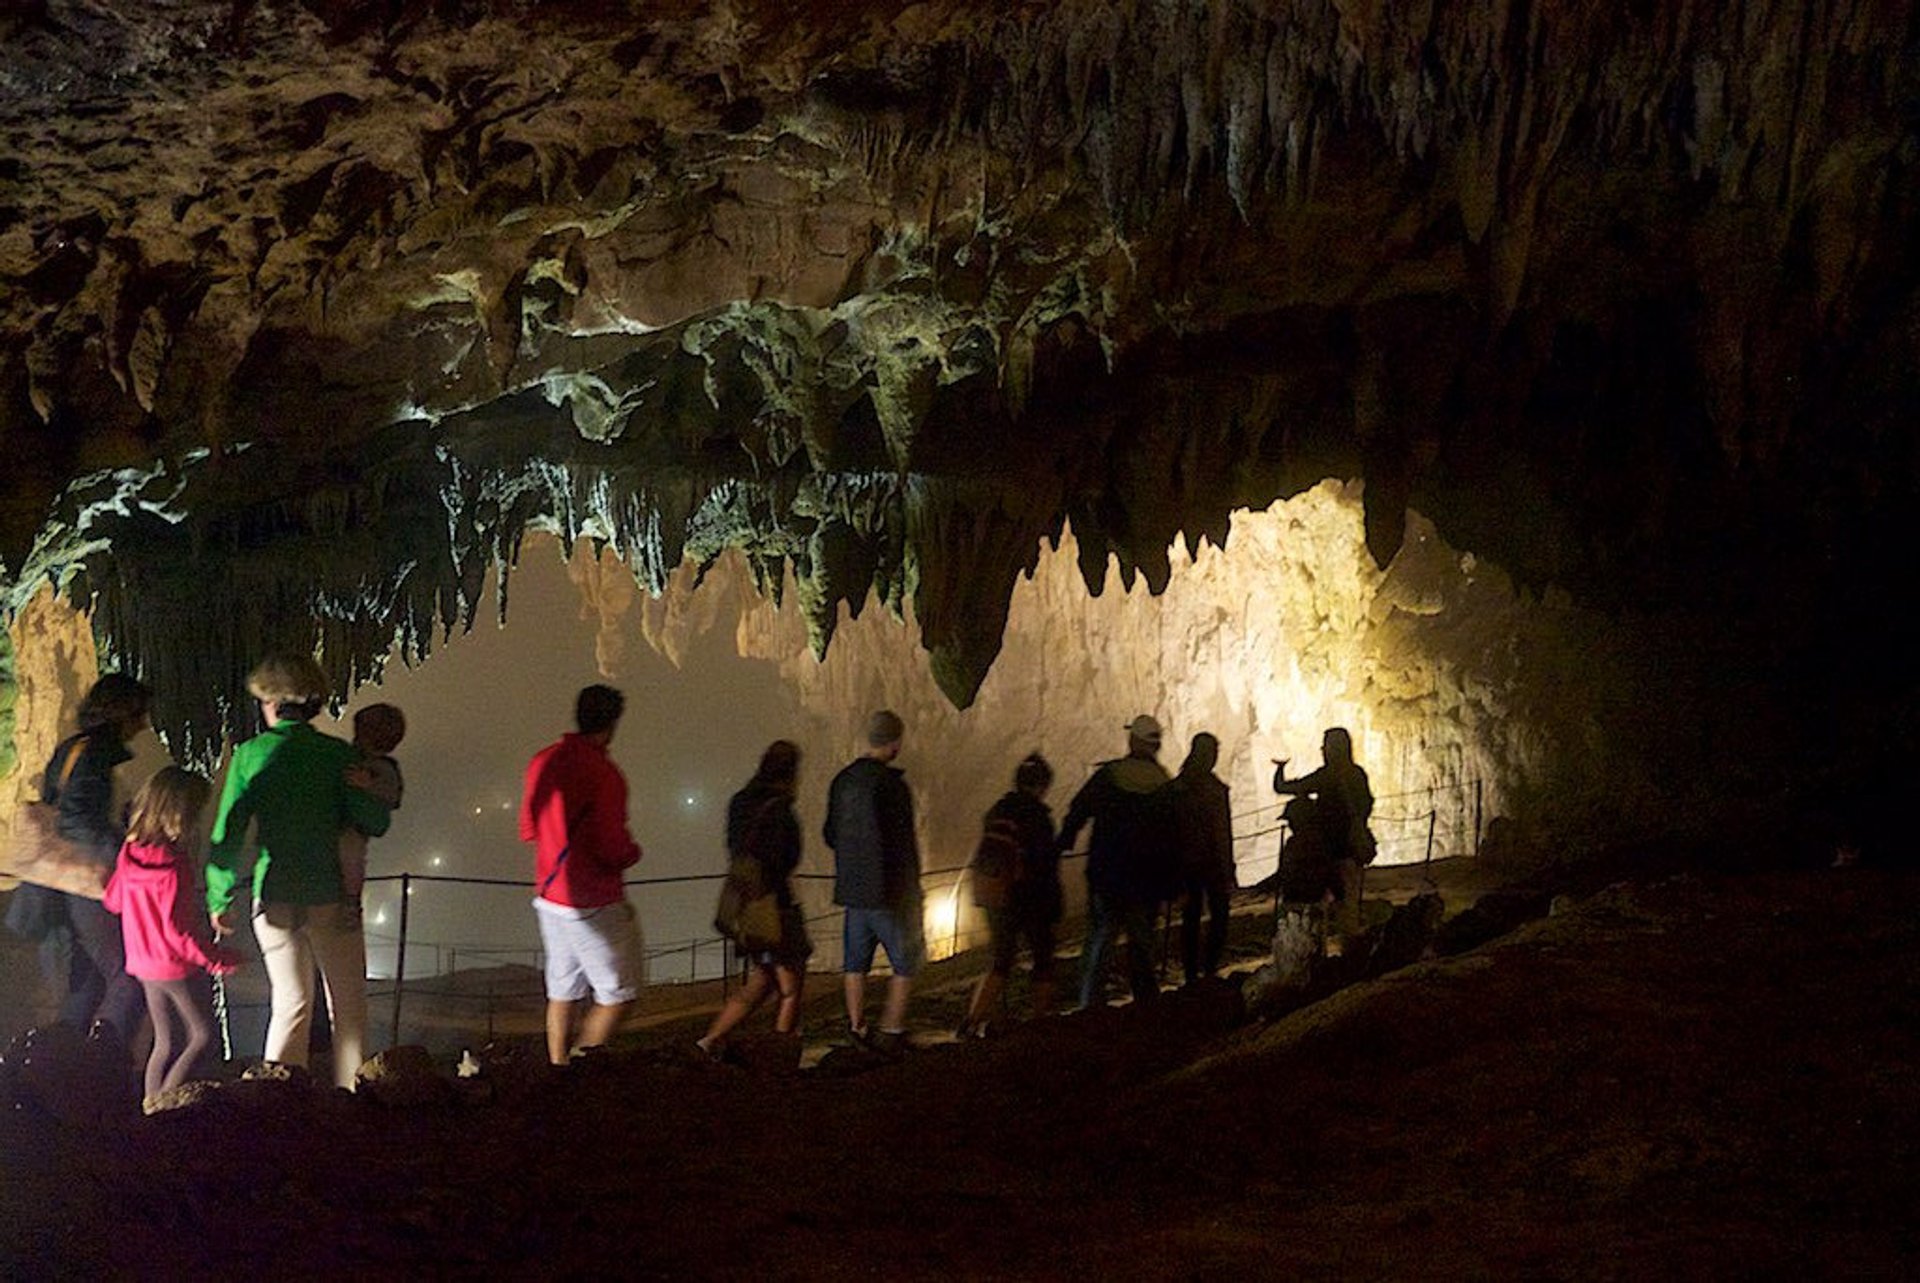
[1,2,1914,844]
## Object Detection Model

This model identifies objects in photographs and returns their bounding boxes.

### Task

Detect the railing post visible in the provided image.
[689,937,699,984]
[390,871,411,1049]
[1425,810,1437,865]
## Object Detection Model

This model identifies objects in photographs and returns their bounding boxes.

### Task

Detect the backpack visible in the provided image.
[970,813,1024,910]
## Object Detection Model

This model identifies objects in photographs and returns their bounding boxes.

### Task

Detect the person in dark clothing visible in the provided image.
[1167,732,1235,984]
[17,673,153,1048]
[1061,714,1172,1010]
[958,753,1061,1036]
[824,710,922,1050]
[698,740,812,1059]
[1273,727,1376,938]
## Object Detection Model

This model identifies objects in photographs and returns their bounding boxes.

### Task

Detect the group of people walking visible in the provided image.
[8,660,1376,1089]
[8,657,405,1098]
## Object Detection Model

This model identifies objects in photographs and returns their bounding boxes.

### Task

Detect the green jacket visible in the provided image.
[207,718,392,913]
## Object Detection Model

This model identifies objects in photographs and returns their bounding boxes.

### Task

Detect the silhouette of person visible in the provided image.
[1167,732,1234,984]
[1061,715,1172,1009]
[1273,727,1375,940]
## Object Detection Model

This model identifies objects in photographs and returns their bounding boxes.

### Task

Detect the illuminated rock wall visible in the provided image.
[631,482,1612,906]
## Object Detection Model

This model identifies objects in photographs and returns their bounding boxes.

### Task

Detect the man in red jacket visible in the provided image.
[520,684,645,1065]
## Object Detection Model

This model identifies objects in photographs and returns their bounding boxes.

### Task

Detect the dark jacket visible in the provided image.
[44,731,131,867]
[6,731,131,940]
[985,789,1062,922]
[1276,762,1376,866]
[1059,753,1173,903]
[824,757,919,911]
[728,781,802,909]
[1167,768,1234,886]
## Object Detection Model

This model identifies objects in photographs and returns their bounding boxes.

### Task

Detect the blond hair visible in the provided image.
[246,652,331,706]
[126,767,212,848]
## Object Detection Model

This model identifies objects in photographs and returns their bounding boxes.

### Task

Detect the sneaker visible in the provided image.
[848,1025,874,1050]
[871,1029,910,1057]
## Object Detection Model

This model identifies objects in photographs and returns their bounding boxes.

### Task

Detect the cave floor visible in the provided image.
[2,868,1916,1279]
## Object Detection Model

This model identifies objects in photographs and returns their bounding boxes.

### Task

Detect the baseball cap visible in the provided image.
[1124,714,1163,743]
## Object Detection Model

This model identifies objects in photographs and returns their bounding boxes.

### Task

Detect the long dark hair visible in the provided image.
[76,673,152,734]
[753,740,801,794]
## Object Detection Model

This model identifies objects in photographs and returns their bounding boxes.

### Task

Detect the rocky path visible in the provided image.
[2,870,1915,1278]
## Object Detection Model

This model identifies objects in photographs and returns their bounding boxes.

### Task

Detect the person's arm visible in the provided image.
[590,761,642,871]
[1209,783,1234,874]
[1057,771,1100,851]
[1273,763,1331,796]
[170,866,238,974]
[102,849,127,915]
[821,773,840,852]
[206,747,257,920]
[342,780,392,840]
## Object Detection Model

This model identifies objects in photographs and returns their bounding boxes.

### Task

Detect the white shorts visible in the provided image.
[533,897,644,1004]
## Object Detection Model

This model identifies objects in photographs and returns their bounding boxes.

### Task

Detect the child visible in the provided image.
[340,702,406,906]
[102,766,242,1100]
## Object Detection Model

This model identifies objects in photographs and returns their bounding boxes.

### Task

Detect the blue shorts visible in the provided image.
[842,907,924,978]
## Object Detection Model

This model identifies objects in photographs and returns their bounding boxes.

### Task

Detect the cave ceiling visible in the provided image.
[1,0,1916,760]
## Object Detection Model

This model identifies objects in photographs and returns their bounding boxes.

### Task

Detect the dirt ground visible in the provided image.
[2,865,1917,1279]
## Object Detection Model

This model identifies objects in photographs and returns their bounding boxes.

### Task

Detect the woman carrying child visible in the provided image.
[103,767,242,1101]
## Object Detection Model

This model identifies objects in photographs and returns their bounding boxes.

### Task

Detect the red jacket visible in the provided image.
[103,841,240,981]
[520,733,643,908]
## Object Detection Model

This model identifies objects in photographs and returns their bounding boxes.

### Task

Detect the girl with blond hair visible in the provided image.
[104,767,242,1099]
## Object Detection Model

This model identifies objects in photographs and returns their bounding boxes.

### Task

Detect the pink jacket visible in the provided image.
[103,841,240,981]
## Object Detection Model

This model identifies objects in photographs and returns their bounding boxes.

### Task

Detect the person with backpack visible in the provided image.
[697,740,812,1060]
[1060,715,1173,1010]
[1166,732,1235,984]
[5,673,156,1052]
[957,753,1061,1037]
[1272,727,1377,940]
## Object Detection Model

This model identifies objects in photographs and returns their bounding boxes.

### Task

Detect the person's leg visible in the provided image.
[1180,880,1204,983]
[843,972,868,1033]
[158,980,214,1094]
[305,903,368,1089]
[1120,899,1158,1001]
[1204,878,1231,976]
[545,1000,576,1066]
[1334,859,1362,938]
[842,909,881,1034]
[1078,892,1116,1010]
[533,901,589,1065]
[699,965,770,1051]
[1027,914,1059,1017]
[880,975,913,1034]
[253,903,316,1068]
[875,909,921,1036]
[772,964,804,1035]
[965,907,1014,1031]
[141,980,172,1099]
[571,899,642,1055]
[575,999,631,1050]
[65,896,143,1047]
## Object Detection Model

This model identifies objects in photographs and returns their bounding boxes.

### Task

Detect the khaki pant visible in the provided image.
[253,901,367,1090]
